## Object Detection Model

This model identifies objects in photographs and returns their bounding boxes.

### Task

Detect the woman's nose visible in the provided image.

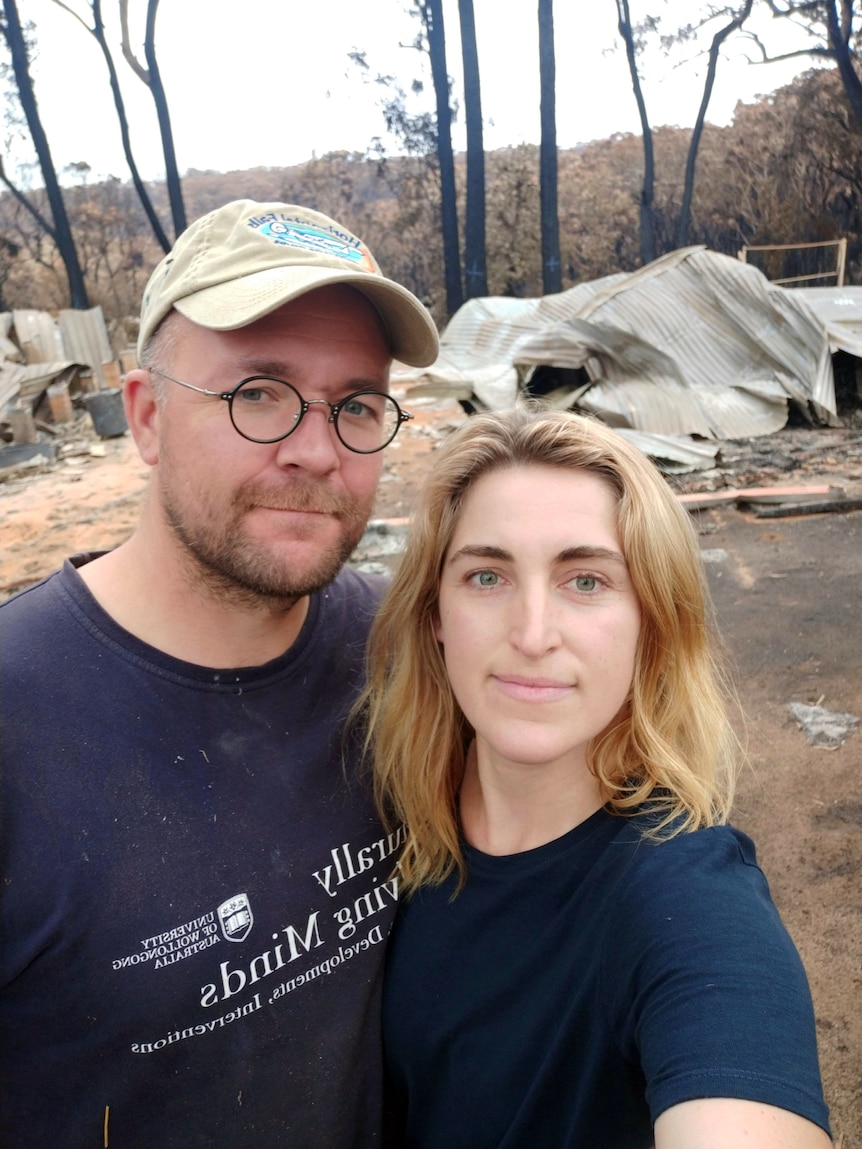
[509,590,561,657]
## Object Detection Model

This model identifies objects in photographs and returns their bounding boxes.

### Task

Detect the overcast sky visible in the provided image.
[11,0,815,186]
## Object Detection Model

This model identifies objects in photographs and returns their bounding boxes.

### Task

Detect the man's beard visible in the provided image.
[160,473,373,608]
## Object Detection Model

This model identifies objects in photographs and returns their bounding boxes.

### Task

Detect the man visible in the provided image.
[0,201,439,1147]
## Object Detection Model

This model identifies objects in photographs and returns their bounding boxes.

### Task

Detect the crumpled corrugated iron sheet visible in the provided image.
[58,307,115,388]
[0,360,76,413]
[11,310,66,364]
[613,429,720,473]
[795,286,862,358]
[2,306,114,416]
[404,247,838,443]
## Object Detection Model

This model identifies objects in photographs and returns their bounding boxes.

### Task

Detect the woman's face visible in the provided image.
[434,464,642,779]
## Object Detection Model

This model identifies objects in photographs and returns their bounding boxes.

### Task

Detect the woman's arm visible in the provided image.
[655,1098,832,1149]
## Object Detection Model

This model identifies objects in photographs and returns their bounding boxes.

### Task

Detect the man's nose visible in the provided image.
[274,401,340,473]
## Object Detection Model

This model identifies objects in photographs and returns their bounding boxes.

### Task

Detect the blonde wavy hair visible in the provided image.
[359,406,741,893]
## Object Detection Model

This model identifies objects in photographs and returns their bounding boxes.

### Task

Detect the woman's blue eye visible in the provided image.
[573,575,599,592]
[471,571,499,587]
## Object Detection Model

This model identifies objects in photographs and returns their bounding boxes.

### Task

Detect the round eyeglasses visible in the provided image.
[153,370,413,454]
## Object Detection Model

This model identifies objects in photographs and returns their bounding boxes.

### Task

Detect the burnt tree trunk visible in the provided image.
[678,1,753,247]
[539,0,562,293]
[144,0,186,237]
[617,0,656,265]
[459,0,488,298]
[422,0,463,315]
[3,0,90,306]
[92,0,171,252]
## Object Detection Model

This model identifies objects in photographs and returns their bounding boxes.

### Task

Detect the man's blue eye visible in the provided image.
[342,399,374,419]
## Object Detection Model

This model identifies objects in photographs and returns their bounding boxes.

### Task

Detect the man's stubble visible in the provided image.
[158,461,374,610]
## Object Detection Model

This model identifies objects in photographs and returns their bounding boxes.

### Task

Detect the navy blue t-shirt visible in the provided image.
[1,558,395,1148]
[384,808,830,1149]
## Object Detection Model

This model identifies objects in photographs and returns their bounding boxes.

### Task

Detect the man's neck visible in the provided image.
[77,527,311,669]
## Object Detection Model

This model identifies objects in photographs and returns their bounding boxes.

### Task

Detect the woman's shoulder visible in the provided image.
[609,816,771,922]
[618,809,757,863]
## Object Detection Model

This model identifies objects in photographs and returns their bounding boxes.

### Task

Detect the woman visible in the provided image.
[362,407,831,1149]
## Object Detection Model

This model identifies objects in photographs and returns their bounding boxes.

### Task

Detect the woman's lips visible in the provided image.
[493,675,573,702]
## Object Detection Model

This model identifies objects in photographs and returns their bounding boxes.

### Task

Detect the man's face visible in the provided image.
[150,284,391,603]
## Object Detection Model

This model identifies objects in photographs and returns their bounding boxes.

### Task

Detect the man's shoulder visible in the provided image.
[2,553,102,616]
[304,567,387,662]
[1,565,65,618]
[327,565,388,611]
[0,564,80,689]
[1,555,115,670]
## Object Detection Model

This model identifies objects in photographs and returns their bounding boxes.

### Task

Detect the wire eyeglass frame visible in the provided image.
[151,368,413,454]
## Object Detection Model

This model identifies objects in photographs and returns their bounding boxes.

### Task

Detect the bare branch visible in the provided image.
[119,0,149,85]
[0,154,57,240]
[678,0,754,246]
[48,1,91,35]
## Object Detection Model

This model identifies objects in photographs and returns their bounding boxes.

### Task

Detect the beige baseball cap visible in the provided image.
[137,200,439,366]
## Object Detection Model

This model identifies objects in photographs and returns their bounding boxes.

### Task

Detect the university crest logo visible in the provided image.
[217,894,253,943]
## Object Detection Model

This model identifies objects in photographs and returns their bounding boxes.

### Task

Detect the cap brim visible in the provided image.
[174,265,439,367]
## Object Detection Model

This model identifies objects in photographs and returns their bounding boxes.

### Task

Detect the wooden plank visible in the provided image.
[677,485,834,510]
[754,498,862,519]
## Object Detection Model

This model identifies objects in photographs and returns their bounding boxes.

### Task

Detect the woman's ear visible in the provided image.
[432,607,443,644]
[123,369,160,465]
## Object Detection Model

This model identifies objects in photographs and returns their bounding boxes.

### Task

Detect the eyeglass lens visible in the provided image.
[229,378,403,452]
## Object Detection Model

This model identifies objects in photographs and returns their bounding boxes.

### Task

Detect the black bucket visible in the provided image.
[83,389,128,438]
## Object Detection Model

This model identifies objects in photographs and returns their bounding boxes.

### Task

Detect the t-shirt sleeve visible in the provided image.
[600,825,830,1135]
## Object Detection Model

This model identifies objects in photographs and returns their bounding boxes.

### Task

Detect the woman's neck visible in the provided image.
[458,743,605,856]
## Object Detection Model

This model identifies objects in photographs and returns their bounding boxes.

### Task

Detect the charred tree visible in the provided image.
[678,2,753,247]
[538,0,562,293]
[459,0,487,298]
[1,0,90,306]
[761,1,862,128]
[616,0,656,265]
[53,0,171,253]
[420,0,463,315]
[121,0,186,239]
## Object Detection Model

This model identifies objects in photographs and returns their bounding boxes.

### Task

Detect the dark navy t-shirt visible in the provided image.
[384,809,830,1149]
[1,558,394,1148]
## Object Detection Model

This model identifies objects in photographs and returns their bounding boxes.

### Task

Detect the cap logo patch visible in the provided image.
[248,214,377,273]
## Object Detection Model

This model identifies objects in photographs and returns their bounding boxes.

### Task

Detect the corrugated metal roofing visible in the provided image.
[403,248,839,446]
[12,310,66,364]
[795,286,862,357]
[0,361,75,413]
[2,306,117,415]
[57,308,114,388]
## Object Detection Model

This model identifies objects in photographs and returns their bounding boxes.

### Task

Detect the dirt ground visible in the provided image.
[1,394,860,1144]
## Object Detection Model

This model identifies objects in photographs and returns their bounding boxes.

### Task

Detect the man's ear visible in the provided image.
[123,369,160,465]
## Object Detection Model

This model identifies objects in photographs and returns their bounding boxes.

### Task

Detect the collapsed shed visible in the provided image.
[0,307,129,456]
[398,247,859,471]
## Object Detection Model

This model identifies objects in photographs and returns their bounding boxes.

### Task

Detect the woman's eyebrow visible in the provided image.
[446,544,627,566]
[557,546,627,566]
[446,544,512,565]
